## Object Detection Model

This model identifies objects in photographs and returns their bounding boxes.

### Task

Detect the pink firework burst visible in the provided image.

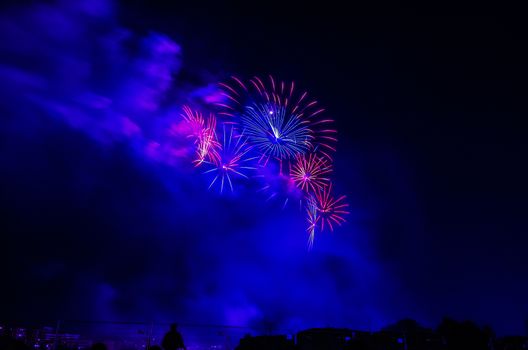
[290,153,332,193]
[180,106,220,166]
[313,184,349,232]
[195,126,220,166]
[181,105,206,139]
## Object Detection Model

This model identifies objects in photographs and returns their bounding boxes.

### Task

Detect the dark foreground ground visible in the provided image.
[2,318,527,350]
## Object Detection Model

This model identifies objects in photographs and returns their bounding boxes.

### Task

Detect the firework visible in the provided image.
[305,195,319,250]
[203,125,256,193]
[216,76,337,162]
[180,106,220,165]
[181,105,206,140]
[195,125,220,166]
[290,153,332,193]
[242,103,311,160]
[181,76,348,248]
[313,184,349,232]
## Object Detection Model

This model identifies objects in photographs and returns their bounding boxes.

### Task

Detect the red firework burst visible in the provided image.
[290,153,332,193]
[313,184,349,231]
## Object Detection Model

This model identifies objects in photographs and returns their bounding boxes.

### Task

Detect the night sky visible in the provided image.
[1,0,527,337]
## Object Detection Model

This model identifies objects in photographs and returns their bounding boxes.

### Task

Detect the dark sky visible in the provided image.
[1,0,527,337]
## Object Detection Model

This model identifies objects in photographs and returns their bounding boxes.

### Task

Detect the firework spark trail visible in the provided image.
[305,195,319,250]
[291,153,332,193]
